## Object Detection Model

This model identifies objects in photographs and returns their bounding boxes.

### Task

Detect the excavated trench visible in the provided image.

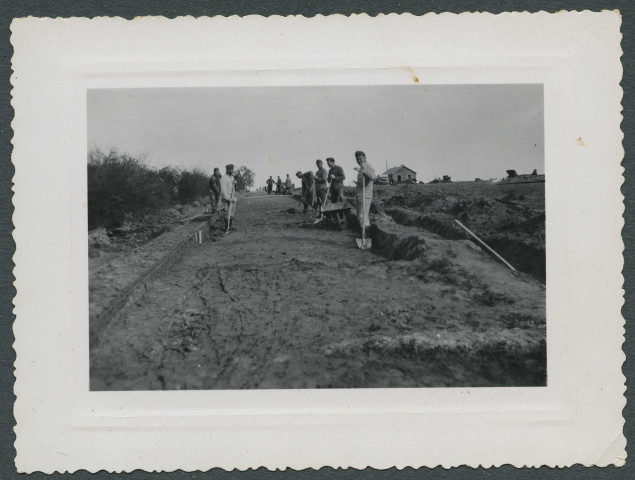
[484,236,545,282]
[382,206,545,283]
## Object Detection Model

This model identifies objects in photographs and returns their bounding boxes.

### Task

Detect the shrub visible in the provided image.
[87,149,209,230]
[176,168,209,203]
[158,166,180,201]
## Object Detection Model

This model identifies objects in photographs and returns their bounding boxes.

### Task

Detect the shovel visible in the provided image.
[356,175,372,249]
[313,178,332,224]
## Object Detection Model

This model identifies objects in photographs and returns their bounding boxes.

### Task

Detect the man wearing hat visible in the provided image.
[220,164,237,230]
[296,170,316,214]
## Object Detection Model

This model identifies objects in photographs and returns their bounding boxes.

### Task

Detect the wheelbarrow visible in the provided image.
[319,201,352,224]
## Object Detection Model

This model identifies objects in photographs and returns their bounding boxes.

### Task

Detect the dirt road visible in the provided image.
[91,191,546,390]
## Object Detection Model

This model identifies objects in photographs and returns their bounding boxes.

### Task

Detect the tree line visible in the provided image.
[87,148,254,230]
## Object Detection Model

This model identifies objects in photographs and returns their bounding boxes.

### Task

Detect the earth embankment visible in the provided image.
[354,182,546,282]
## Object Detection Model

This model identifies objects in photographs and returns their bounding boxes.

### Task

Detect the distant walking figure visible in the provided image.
[354,151,375,229]
[284,174,292,194]
[276,176,282,195]
[266,176,274,195]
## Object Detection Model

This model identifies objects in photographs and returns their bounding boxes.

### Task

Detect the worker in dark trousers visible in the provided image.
[327,157,345,203]
[296,170,315,214]
[276,176,282,195]
[266,176,274,195]
[327,157,346,223]
[208,167,222,214]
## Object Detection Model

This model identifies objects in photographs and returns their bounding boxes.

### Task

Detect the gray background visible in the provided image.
[1,1,631,478]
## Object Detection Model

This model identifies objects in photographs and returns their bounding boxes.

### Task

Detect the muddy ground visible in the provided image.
[90,182,545,390]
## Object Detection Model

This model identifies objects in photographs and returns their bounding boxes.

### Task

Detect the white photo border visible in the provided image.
[12,13,624,472]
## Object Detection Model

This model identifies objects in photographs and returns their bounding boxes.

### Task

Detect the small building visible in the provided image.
[383,165,417,184]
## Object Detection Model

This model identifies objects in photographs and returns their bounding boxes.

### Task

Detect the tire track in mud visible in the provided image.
[96,212,334,388]
[212,263,284,388]
[212,266,259,386]
[209,258,313,388]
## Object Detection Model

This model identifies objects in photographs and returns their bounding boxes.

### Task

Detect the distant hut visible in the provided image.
[383,165,417,184]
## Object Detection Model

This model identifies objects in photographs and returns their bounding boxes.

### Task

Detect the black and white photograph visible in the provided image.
[87,84,546,390]
[12,12,625,472]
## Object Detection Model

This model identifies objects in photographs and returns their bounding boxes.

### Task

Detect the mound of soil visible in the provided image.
[88,199,208,261]
[371,182,545,282]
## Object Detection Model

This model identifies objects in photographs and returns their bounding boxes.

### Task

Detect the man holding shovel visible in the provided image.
[354,151,375,232]
[327,157,346,224]
[326,157,345,204]
[220,164,237,231]
[315,159,329,215]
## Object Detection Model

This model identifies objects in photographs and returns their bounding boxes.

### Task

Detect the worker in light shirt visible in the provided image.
[220,164,237,231]
[354,151,375,230]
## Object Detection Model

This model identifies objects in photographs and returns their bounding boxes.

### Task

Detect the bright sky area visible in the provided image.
[87,84,543,187]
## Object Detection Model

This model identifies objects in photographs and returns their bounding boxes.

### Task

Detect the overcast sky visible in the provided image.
[87,84,543,186]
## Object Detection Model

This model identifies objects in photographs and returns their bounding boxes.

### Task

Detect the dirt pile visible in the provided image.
[325,333,546,387]
[88,199,208,260]
[368,220,428,261]
[371,182,545,282]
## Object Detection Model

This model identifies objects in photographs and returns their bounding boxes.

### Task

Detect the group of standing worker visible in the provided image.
[296,151,375,229]
[266,174,292,195]
[206,152,375,233]
[208,164,238,231]
[296,157,345,215]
